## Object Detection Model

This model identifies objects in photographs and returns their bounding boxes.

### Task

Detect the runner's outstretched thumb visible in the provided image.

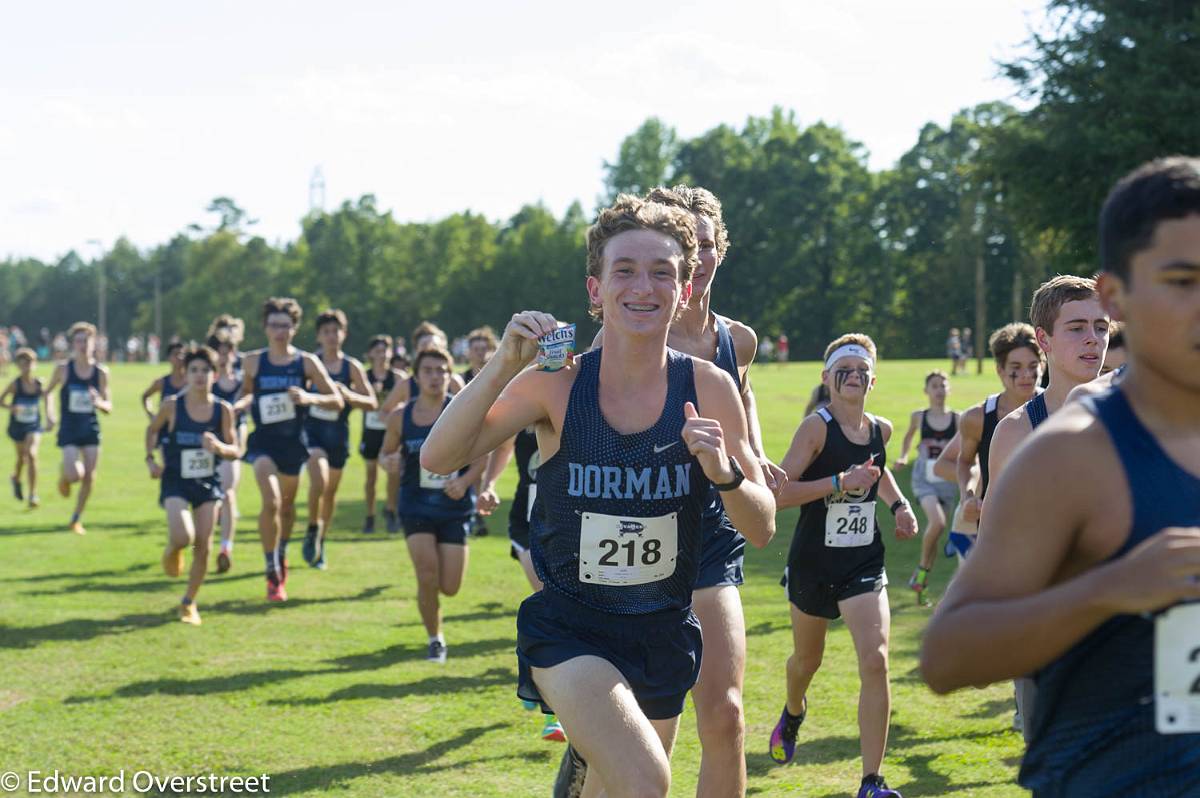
[683,402,698,419]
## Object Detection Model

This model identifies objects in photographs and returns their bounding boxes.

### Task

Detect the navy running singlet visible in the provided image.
[399,397,475,520]
[1025,392,1049,430]
[1020,388,1200,796]
[160,373,186,402]
[362,367,395,436]
[250,352,306,439]
[212,376,244,426]
[8,377,42,440]
[162,398,225,490]
[530,348,711,615]
[59,360,101,442]
[306,356,352,427]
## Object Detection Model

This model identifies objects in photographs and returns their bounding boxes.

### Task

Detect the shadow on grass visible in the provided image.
[269,666,514,706]
[1,585,390,650]
[0,563,149,583]
[21,570,262,597]
[391,601,513,627]
[747,723,1017,778]
[268,723,551,793]
[63,635,514,703]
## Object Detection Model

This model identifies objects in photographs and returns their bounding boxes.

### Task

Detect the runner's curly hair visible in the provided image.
[585,194,698,321]
[645,185,729,263]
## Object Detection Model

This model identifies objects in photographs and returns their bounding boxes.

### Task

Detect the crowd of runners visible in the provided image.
[3,157,1198,797]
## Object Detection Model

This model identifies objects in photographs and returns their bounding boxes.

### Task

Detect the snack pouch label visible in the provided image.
[537,324,576,372]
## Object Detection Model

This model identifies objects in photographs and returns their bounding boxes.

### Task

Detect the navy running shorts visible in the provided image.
[160,476,224,509]
[516,590,703,721]
[402,515,469,545]
[695,521,745,589]
[245,431,309,477]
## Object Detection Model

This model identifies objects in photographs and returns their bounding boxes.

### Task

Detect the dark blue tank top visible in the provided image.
[713,317,742,392]
[306,356,352,429]
[1025,392,1049,430]
[9,378,42,430]
[1020,388,1200,796]
[530,348,710,616]
[159,372,186,402]
[250,352,306,439]
[212,375,244,426]
[60,360,100,435]
[162,397,225,489]
[700,317,743,530]
[399,396,475,520]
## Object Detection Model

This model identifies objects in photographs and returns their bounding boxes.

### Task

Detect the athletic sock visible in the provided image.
[429,633,445,645]
[306,523,318,535]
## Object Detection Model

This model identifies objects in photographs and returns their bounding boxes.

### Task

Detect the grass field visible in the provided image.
[0,359,1029,797]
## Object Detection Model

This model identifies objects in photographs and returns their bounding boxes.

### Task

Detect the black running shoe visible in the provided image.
[362,515,376,534]
[426,640,447,664]
[302,525,319,566]
[385,509,400,535]
[11,476,22,501]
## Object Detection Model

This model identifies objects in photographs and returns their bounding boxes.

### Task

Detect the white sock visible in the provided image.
[429,633,445,645]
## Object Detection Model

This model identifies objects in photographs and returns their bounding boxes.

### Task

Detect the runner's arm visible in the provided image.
[93,367,113,414]
[299,353,344,410]
[895,410,921,466]
[691,361,775,548]
[140,377,162,418]
[922,420,1200,691]
[774,415,833,509]
[342,359,378,411]
[422,312,557,474]
[0,380,14,409]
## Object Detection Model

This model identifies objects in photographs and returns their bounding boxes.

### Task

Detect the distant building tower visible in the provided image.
[309,166,326,214]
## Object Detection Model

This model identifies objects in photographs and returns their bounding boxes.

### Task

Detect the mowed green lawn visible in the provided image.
[0,359,1028,797]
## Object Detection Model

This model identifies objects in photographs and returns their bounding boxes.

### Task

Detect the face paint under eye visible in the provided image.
[834,368,869,393]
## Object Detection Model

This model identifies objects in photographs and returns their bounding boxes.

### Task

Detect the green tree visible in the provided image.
[603,118,679,201]
[993,0,1200,269]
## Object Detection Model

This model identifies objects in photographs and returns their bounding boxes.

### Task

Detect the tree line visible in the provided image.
[2,0,1195,359]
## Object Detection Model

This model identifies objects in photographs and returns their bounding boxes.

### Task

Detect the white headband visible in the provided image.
[825,344,874,370]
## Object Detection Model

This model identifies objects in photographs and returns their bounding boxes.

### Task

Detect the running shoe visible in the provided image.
[542,715,567,742]
[385,509,400,534]
[769,697,806,764]
[178,602,202,625]
[279,556,289,585]
[857,774,902,797]
[162,546,184,577]
[472,516,490,537]
[907,567,928,594]
[69,521,86,536]
[313,550,327,571]
[215,549,232,574]
[28,494,39,508]
[266,578,287,602]
[11,475,22,501]
[426,640,447,664]
[362,515,376,534]
[302,525,319,566]
[552,746,587,798]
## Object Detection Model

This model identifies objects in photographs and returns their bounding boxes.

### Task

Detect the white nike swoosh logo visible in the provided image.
[653,441,679,454]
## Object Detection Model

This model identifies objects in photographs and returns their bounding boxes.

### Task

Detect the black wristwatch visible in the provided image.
[890,499,909,515]
[712,456,746,492]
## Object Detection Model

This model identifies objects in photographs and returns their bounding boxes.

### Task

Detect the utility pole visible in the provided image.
[87,239,106,336]
[309,166,326,215]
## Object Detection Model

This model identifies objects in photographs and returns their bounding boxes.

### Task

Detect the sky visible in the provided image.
[1,1,1048,262]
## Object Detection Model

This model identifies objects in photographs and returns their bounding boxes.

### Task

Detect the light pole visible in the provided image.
[86,239,106,337]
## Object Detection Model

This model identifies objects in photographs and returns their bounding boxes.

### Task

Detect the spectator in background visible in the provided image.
[947,328,963,375]
[777,334,789,363]
[96,333,109,363]
[39,328,51,360]
[52,332,68,358]
[147,334,161,364]
[758,336,775,362]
